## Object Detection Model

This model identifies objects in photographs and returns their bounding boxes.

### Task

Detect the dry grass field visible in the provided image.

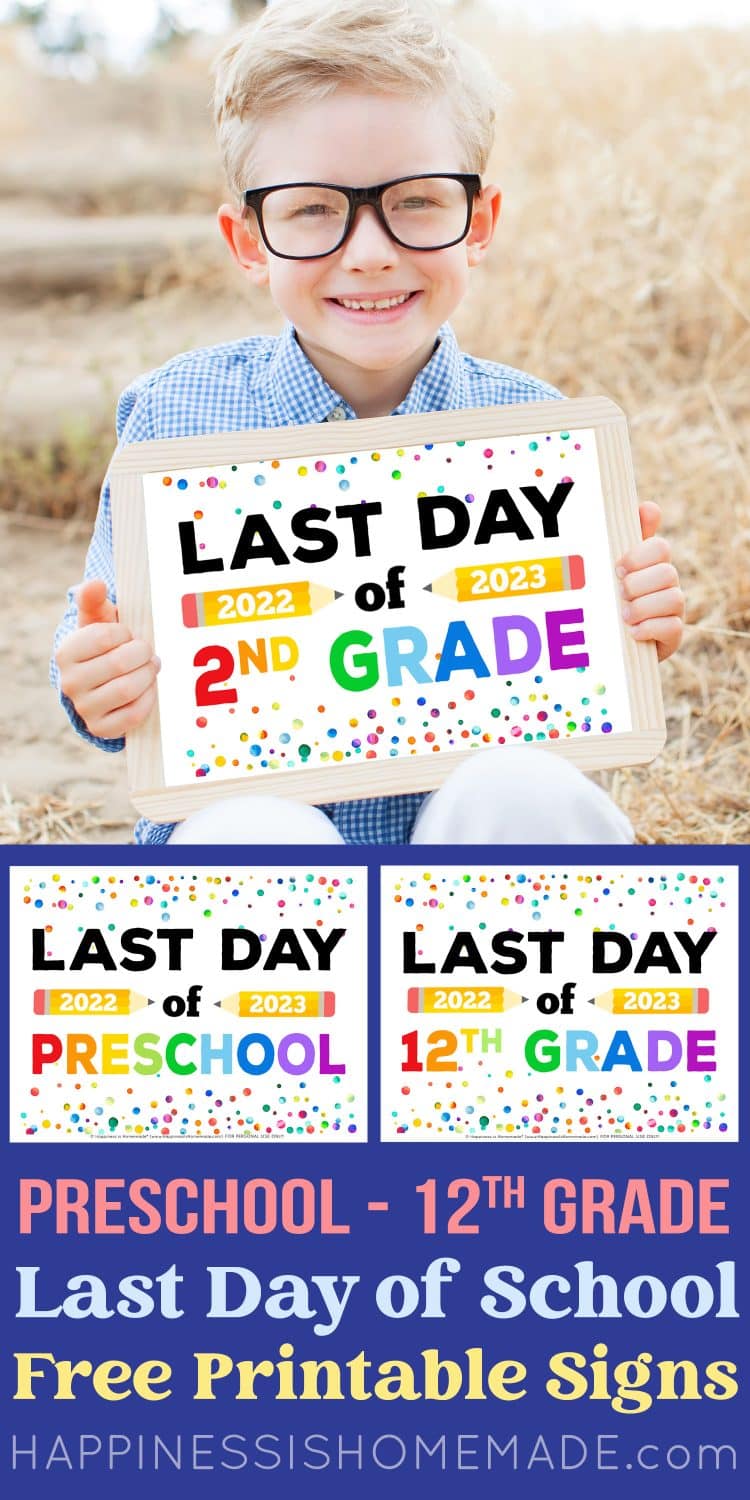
[1,10,748,843]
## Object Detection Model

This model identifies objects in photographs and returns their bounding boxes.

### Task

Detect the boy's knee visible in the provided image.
[412,747,633,844]
[440,746,583,803]
[168,795,345,845]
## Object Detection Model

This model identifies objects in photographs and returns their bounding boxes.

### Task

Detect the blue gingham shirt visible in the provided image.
[52,321,561,844]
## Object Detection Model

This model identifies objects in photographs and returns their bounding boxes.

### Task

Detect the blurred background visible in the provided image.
[0,0,748,842]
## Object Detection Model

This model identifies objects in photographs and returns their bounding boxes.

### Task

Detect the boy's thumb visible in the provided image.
[638,501,661,542]
[76,579,118,627]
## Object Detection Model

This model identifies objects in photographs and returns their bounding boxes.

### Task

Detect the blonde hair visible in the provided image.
[213,0,498,197]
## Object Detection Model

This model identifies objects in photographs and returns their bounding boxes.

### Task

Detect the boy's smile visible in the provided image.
[326,290,421,320]
[219,91,500,416]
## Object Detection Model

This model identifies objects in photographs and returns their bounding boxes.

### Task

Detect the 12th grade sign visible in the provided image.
[110,397,664,821]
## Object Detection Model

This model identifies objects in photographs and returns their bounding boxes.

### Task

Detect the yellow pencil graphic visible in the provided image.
[407,986,526,1014]
[425,554,585,602]
[217,991,336,1018]
[589,988,709,1015]
[33,989,152,1016]
[182,581,341,628]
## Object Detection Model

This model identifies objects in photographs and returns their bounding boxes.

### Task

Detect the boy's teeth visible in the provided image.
[336,293,412,310]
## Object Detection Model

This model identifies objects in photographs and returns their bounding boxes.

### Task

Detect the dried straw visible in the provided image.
[0,787,127,846]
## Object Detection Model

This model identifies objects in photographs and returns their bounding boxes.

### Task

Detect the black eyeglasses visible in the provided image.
[242,173,481,260]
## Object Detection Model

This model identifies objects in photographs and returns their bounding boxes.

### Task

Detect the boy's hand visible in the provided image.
[55,579,160,738]
[616,502,684,662]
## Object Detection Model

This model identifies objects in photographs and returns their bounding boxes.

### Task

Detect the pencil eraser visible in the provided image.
[181,593,199,628]
[569,554,586,589]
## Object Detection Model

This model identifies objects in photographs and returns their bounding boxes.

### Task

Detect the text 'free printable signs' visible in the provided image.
[380,864,738,1143]
[110,400,664,818]
[10,865,367,1142]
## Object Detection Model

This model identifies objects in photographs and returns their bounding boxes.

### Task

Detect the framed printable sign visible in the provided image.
[110,398,665,819]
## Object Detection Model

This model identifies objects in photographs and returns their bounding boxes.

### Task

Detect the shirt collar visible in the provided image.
[266,320,466,425]
[391,323,465,415]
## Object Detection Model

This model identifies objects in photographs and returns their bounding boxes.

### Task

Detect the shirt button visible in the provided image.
[327,405,347,421]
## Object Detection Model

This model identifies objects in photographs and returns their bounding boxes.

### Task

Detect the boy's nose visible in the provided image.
[338,204,398,268]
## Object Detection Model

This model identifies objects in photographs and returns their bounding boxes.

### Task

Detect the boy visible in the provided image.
[52,0,684,846]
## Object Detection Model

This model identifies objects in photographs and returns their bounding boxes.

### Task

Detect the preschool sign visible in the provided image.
[9,864,367,1143]
[110,398,664,819]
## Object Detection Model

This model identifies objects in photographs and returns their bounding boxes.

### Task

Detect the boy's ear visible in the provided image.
[465,184,501,267]
[217,203,270,286]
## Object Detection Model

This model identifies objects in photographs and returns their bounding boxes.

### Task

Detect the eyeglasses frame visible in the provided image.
[241,172,482,260]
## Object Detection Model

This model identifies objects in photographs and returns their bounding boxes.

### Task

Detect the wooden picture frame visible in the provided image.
[110,397,665,822]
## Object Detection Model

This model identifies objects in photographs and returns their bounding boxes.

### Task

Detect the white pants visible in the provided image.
[168,748,633,845]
